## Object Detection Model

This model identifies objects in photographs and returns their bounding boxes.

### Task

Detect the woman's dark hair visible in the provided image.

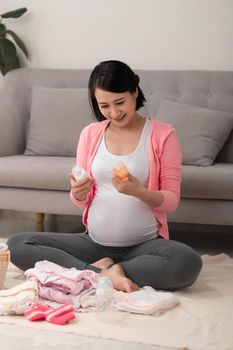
[88,60,146,121]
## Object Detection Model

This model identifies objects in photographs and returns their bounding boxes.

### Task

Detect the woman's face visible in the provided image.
[94,88,138,127]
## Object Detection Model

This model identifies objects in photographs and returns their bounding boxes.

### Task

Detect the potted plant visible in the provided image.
[0,7,28,75]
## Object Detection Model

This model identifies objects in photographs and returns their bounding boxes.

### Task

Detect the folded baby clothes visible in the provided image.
[25,260,98,311]
[0,281,38,315]
[25,260,98,285]
[114,289,179,315]
[38,284,95,309]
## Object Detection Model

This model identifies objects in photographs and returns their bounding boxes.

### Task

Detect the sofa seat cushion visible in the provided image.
[1,156,232,201]
[0,155,75,191]
[182,163,233,200]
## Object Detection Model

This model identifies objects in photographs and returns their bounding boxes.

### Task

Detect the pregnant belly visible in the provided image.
[87,193,157,246]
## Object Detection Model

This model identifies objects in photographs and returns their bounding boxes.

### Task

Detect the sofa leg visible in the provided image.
[36,213,45,224]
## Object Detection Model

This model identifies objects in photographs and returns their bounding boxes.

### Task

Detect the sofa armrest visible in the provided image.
[0,93,26,156]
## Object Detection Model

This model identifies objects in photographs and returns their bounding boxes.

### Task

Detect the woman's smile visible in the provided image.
[113,114,126,122]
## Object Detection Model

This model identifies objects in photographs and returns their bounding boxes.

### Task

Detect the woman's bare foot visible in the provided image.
[92,257,114,269]
[100,264,139,293]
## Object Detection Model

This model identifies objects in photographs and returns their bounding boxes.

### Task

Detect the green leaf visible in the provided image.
[0,24,6,39]
[0,38,20,75]
[0,8,27,19]
[0,53,6,75]
[6,30,28,58]
[0,58,19,75]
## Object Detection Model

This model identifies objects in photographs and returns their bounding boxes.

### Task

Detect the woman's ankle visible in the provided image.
[91,257,114,269]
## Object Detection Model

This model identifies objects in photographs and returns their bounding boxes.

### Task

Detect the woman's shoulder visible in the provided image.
[146,117,179,154]
[147,117,174,134]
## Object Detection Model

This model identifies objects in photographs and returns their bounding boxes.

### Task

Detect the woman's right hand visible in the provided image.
[69,173,95,201]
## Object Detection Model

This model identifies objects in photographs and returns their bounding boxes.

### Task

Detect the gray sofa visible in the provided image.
[0,68,233,227]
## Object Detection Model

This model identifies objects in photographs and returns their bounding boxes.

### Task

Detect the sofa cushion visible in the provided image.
[0,94,26,156]
[156,100,233,166]
[25,86,94,157]
[0,155,75,191]
[181,163,233,200]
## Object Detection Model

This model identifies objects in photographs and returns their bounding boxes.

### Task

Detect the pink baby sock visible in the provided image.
[46,310,76,325]
[24,303,51,321]
[45,304,76,325]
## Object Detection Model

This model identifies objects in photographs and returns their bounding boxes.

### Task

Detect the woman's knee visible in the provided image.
[7,232,36,268]
[172,245,203,289]
[7,232,28,251]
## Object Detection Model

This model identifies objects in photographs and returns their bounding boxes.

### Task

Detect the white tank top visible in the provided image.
[88,119,158,246]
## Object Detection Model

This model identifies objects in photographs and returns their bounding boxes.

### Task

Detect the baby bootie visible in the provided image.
[45,304,76,325]
[24,303,51,321]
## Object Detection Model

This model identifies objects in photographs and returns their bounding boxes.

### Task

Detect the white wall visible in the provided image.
[1,0,233,70]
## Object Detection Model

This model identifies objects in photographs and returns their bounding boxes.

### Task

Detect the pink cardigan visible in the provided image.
[70,118,182,239]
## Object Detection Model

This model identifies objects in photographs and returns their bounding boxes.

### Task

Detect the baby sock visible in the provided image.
[24,303,51,321]
[45,304,76,325]
[25,303,76,325]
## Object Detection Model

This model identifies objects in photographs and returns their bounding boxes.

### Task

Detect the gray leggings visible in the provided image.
[7,232,202,290]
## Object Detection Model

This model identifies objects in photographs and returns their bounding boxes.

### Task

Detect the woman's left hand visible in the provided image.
[112,172,164,208]
[111,172,146,198]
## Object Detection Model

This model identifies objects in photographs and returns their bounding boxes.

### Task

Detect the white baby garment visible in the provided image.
[0,280,38,315]
[114,288,179,315]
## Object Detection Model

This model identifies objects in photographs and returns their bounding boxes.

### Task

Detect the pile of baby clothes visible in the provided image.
[25,260,98,312]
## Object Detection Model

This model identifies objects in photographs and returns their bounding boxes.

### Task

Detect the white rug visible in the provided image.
[1,250,233,350]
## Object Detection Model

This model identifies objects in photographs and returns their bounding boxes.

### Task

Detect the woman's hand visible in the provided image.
[112,172,164,208]
[112,172,145,198]
[69,173,95,201]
